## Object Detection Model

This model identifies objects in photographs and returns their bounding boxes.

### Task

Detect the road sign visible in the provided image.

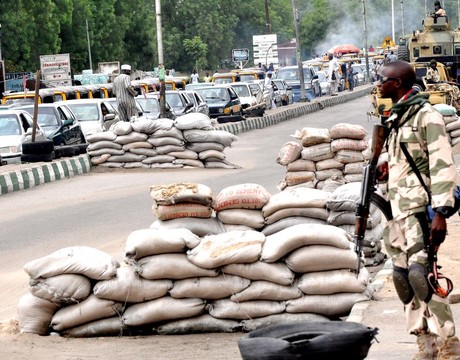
[253,34,279,65]
[232,49,249,62]
[40,53,71,86]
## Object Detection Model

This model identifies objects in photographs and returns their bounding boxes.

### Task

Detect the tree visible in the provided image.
[183,36,208,72]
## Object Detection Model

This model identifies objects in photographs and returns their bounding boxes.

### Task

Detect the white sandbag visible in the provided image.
[92,267,172,303]
[221,261,294,286]
[213,183,271,211]
[443,115,458,125]
[114,132,148,145]
[174,159,205,168]
[262,187,329,218]
[261,224,352,263]
[335,150,365,164]
[155,144,186,154]
[18,293,60,335]
[276,141,302,165]
[169,149,199,159]
[286,292,370,317]
[130,118,167,134]
[123,162,150,169]
[265,207,329,225]
[199,149,226,160]
[123,296,205,326]
[315,168,343,181]
[204,159,240,169]
[321,175,348,193]
[124,228,201,260]
[29,274,91,304]
[298,268,369,295]
[112,121,133,135]
[340,223,384,244]
[153,314,240,334]
[291,127,331,146]
[170,275,250,300]
[99,161,125,168]
[434,103,457,116]
[326,182,379,212]
[61,316,128,338]
[51,295,123,331]
[87,141,122,151]
[344,162,365,174]
[174,113,214,130]
[128,148,158,156]
[285,245,359,273]
[217,208,265,229]
[208,299,285,320]
[187,230,265,269]
[300,143,334,161]
[262,217,327,236]
[187,142,225,152]
[283,171,315,186]
[122,141,152,151]
[152,203,213,220]
[23,246,119,280]
[315,158,345,171]
[183,129,238,147]
[109,153,147,163]
[344,174,363,183]
[330,123,367,140]
[330,138,368,152]
[231,281,302,302]
[87,148,124,157]
[241,313,330,332]
[134,253,219,280]
[286,159,316,172]
[86,131,117,143]
[150,182,213,206]
[328,209,381,228]
[90,154,111,165]
[148,136,184,147]
[446,119,460,132]
[142,155,176,164]
[224,224,255,232]
[150,217,226,237]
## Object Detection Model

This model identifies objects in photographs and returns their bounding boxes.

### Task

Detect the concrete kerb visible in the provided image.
[0,154,92,196]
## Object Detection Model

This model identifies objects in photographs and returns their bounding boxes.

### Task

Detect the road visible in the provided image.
[0,95,377,359]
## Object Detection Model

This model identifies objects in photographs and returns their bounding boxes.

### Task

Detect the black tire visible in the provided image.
[22,140,54,155]
[397,46,410,62]
[238,321,378,360]
[54,147,63,159]
[21,152,55,163]
[57,145,76,158]
[77,143,89,154]
[217,115,245,123]
[370,192,393,221]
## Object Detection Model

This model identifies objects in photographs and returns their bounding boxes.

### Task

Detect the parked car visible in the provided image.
[274,65,321,102]
[163,90,194,117]
[316,70,331,96]
[134,94,176,120]
[351,64,366,86]
[229,82,259,110]
[0,110,47,164]
[181,90,210,116]
[272,79,294,106]
[54,99,119,137]
[195,85,242,118]
[185,82,213,91]
[16,103,86,146]
[106,97,145,120]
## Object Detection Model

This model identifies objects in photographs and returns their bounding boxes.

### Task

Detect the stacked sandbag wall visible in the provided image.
[19,183,374,337]
[433,104,460,146]
[87,114,239,169]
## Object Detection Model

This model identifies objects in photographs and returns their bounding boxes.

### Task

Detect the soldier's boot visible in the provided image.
[412,333,438,360]
[437,336,460,359]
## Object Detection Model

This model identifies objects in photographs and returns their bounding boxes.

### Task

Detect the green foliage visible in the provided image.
[183,36,208,72]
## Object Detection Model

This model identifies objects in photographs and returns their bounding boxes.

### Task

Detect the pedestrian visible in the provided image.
[327,53,339,96]
[387,51,397,62]
[376,60,460,359]
[268,63,274,72]
[112,64,138,122]
[264,71,276,109]
[347,62,354,91]
[191,70,199,84]
[203,72,212,83]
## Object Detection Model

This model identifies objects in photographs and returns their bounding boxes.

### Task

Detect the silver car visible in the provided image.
[182,90,210,116]
[0,110,47,164]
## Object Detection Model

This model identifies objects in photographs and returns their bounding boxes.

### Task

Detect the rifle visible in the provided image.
[354,124,389,276]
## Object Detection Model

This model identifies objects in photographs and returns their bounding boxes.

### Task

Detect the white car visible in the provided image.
[0,110,47,164]
[316,71,331,95]
[230,82,259,110]
[54,99,119,137]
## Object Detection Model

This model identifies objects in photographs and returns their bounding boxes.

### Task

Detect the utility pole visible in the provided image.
[155,0,166,117]
[86,19,93,72]
[392,0,395,44]
[400,0,405,37]
[362,0,370,83]
[265,0,271,34]
[292,0,306,102]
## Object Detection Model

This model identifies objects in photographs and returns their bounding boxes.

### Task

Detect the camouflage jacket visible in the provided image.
[385,92,457,220]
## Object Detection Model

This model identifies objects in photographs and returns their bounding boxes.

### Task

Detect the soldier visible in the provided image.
[377,60,460,359]
[112,64,138,122]
[425,59,441,84]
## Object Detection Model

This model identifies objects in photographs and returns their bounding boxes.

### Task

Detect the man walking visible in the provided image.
[377,60,460,359]
[112,64,138,122]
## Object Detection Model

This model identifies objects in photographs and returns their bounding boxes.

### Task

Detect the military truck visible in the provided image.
[397,15,460,82]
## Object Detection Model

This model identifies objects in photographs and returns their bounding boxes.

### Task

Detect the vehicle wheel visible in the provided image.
[397,46,410,62]
[238,321,378,360]
[21,152,55,163]
[22,140,54,155]
[57,145,76,158]
[54,147,63,159]
[217,115,245,123]
[77,143,89,154]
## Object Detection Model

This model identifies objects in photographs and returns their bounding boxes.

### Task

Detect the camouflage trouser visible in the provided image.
[383,213,456,340]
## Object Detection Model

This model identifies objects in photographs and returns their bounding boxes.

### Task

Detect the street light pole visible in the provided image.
[265,0,271,34]
[292,0,306,102]
[86,19,93,72]
[155,0,166,117]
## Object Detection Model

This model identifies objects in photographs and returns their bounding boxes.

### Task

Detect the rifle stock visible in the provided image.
[354,124,388,276]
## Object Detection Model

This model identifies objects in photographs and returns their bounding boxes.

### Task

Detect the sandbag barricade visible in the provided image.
[433,104,460,146]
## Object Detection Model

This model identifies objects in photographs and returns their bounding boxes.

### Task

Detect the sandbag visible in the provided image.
[152,203,213,220]
[283,171,315,186]
[29,274,92,304]
[86,131,117,143]
[150,217,226,237]
[291,127,331,146]
[334,150,365,164]
[315,158,345,171]
[240,313,330,333]
[87,141,122,151]
[150,183,213,206]
[173,159,205,168]
[204,159,240,169]
[344,161,365,174]
[153,314,240,335]
[124,228,201,261]
[183,129,238,147]
[174,113,214,130]
[276,141,302,165]
[187,142,225,152]
[261,224,352,263]
[131,118,167,134]
[199,149,226,160]
[128,148,158,157]
[221,261,294,286]
[298,268,369,295]
[169,149,199,159]
[187,230,265,269]
[217,208,265,229]
[261,217,327,236]
[300,143,334,161]
[155,144,186,154]
[134,253,219,280]
[142,155,176,164]
[315,168,343,181]
[92,267,172,303]
[330,138,368,152]
[328,209,382,228]
[231,281,302,302]
[51,294,123,331]
[123,296,205,326]
[61,316,129,338]
[23,246,119,280]
[170,275,250,300]
[109,153,147,163]
[213,183,271,211]
[18,293,60,335]
[90,154,111,165]
[111,121,133,135]
[265,207,329,225]
[87,148,124,157]
[208,299,285,320]
[329,123,367,140]
[286,159,316,172]
[326,182,380,212]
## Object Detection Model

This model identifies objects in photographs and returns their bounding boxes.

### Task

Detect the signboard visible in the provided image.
[253,34,279,66]
[98,61,120,75]
[40,53,71,86]
[232,48,249,62]
[381,36,395,49]
[5,71,34,92]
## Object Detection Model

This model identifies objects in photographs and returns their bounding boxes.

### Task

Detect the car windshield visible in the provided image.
[273,80,285,90]
[21,107,59,128]
[214,78,232,84]
[196,88,229,102]
[136,98,160,113]
[240,74,256,82]
[165,93,183,108]
[352,66,364,74]
[66,103,99,121]
[4,98,34,106]
[276,68,313,81]
[232,85,250,97]
[0,115,20,135]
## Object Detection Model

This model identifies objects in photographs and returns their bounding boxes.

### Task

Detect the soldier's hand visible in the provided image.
[430,213,447,246]
[376,162,389,182]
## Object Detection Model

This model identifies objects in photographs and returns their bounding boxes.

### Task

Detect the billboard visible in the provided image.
[40,53,71,86]
[253,34,278,66]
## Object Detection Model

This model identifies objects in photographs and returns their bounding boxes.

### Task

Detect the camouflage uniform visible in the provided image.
[384,91,457,341]
[426,67,441,83]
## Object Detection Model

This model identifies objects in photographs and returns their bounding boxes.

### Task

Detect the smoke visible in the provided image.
[312,0,426,57]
